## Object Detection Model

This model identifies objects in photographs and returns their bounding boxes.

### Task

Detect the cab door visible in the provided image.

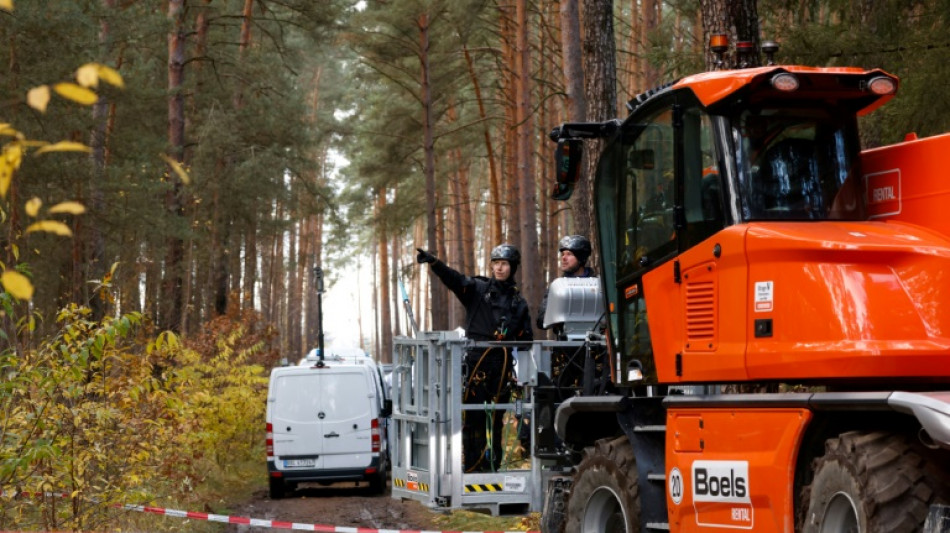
[598,93,684,383]
[597,91,732,383]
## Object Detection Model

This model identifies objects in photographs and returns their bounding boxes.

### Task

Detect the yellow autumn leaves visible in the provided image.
[26,63,124,113]
[25,63,123,113]
[0,62,123,301]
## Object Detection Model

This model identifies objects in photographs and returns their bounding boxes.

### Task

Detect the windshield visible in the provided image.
[733,107,864,221]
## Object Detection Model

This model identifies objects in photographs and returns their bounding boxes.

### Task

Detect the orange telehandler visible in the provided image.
[542,37,950,533]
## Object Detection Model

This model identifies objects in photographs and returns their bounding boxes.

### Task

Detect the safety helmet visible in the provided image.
[490,244,521,277]
[558,235,591,265]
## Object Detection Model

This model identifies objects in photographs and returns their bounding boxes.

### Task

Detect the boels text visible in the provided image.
[691,460,751,504]
[694,467,746,498]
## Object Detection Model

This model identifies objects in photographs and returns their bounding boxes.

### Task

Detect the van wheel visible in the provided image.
[565,436,640,533]
[268,477,285,500]
[800,431,950,533]
[369,469,387,495]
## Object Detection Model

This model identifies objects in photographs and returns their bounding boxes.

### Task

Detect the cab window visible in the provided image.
[682,109,724,247]
[620,109,675,278]
[733,107,863,221]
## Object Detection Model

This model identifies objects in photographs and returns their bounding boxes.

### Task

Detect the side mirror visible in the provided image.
[552,139,583,200]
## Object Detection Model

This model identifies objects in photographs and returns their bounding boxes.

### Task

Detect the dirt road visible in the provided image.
[227,483,444,532]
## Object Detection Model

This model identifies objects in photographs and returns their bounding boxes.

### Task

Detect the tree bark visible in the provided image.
[559,0,586,255]
[641,0,660,87]
[559,0,586,122]
[86,0,117,321]
[389,232,401,348]
[288,222,301,359]
[515,0,540,329]
[376,190,392,365]
[701,0,761,70]
[244,217,257,310]
[163,0,187,333]
[580,0,618,267]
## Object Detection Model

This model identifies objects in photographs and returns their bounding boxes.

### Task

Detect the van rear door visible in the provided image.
[320,368,376,469]
[271,370,325,469]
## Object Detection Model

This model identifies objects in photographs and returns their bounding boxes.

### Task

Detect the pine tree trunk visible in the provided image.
[389,233,401,348]
[371,243,380,356]
[499,3,519,247]
[515,0,540,329]
[163,0,187,333]
[641,0,660,86]
[288,223,301,359]
[244,217,257,310]
[580,0,618,268]
[229,229,242,299]
[557,0,585,272]
[701,0,760,70]
[376,191,392,365]
[85,0,116,321]
[560,0,586,121]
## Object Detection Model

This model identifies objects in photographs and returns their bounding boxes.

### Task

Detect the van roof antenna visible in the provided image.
[313,265,326,362]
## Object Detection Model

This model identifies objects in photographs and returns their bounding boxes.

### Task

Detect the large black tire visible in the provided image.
[369,467,387,495]
[564,436,640,533]
[801,431,950,533]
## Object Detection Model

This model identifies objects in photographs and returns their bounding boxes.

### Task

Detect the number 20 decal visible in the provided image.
[669,467,684,505]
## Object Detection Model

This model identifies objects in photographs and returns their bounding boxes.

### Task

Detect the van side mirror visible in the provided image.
[381,399,392,417]
[552,138,583,201]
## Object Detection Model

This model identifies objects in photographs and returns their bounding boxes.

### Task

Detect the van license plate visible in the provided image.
[284,459,316,468]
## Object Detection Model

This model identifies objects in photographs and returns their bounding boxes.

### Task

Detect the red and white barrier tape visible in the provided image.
[1,491,538,533]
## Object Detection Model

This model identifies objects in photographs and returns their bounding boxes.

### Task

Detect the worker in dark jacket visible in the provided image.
[536,235,596,336]
[417,244,533,472]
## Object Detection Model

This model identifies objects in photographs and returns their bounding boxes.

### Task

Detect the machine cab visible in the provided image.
[552,67,901,383]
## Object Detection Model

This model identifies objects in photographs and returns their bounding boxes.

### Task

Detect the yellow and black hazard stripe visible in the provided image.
[393,478,429,492]
[465,483,503,493]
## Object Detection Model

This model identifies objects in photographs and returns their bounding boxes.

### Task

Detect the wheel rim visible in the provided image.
[581,486,629,533]
[820,491,860,533]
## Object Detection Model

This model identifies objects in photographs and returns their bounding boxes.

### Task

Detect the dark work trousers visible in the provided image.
[462,347,515,472]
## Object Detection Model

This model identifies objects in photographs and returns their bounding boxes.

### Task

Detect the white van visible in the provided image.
[299,347,392,401]
[265,357,391,498]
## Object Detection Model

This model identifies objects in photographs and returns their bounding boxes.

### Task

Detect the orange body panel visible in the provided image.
[861,132,950,240]
[647,230,750,382]
[666,408,811,532]
[648,222,950,383]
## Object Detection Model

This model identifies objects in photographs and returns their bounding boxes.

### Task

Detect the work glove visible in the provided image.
[416,248,437,264]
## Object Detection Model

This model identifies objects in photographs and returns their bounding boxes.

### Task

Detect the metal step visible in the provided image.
[634,424,666,433]
[645,521,670,531]
[646,472,666,482]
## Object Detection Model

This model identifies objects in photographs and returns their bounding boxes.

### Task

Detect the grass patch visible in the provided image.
[104,449,266,532]
[433,510,541,532]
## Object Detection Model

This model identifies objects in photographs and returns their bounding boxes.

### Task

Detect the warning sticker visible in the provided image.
[504,475,526,493]
[754,281,773,312]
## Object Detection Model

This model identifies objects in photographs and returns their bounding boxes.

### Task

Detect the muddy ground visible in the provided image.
[226,482,445,532]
